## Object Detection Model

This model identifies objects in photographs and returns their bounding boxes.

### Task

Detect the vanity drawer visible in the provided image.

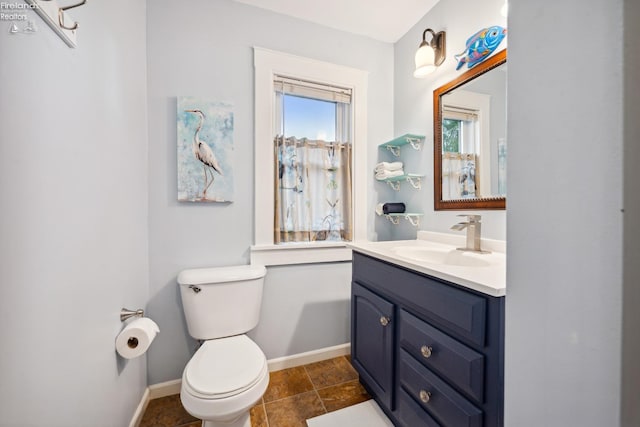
[399,309,485,403]
[399,350,483,427]
[353,253,487,346]
[397,388,440,427]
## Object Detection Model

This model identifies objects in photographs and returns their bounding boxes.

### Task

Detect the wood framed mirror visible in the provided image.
[434,49,507,210]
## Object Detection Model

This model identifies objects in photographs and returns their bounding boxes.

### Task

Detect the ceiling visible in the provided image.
[233,0,440,43]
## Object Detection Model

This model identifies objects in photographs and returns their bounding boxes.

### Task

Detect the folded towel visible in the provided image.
[382,203,406,214]
[374,161,403,172]
[375,169,405,180]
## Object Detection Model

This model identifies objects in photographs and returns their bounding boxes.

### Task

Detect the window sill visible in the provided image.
[250,242,353,266]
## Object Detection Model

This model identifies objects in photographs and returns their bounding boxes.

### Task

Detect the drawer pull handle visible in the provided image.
[419,390,431,403]
[380,316,390,326]
[421,345,433,358]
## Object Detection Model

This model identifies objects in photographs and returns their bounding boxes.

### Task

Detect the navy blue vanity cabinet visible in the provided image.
[351,252,505,427]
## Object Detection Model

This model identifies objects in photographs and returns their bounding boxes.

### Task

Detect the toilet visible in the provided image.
[177,265,269,427]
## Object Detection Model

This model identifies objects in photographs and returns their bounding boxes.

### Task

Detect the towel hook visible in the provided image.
[58,0,86,30]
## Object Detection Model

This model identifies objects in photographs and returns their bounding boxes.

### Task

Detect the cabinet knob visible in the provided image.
[419,390,431,403]
[379,316,390,326]
[420,345,433,358]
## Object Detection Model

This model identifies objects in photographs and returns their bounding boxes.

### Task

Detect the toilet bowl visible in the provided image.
[180,335,269,427]
[177,265,269,427]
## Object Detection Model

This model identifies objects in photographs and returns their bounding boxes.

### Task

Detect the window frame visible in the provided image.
[251,47,368,266]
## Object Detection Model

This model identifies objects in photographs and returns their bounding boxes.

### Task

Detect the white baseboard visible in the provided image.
[128,379,181,427]
[129,343,351,427]
[148,378,183,399]
[266,343,351,372]
[129,387,149,427]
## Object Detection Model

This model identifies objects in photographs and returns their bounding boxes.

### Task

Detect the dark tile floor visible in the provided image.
[140,355,371,427]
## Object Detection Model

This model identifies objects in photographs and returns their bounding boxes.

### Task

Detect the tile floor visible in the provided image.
[140,355,371,427]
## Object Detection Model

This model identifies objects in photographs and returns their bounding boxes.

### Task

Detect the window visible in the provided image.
[442,118,461,153]
[442,106,479,154]
[252,48,368,266]
[274,76,352,244]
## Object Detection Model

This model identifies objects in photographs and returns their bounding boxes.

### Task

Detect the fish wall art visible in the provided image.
[454,26,507,70]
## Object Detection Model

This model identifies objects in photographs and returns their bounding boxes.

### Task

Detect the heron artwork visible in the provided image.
[185,109,223,200]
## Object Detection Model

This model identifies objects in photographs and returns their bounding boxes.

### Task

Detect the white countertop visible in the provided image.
[348,231,506,297]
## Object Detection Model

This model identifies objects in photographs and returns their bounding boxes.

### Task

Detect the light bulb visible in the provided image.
[414,44,436,78]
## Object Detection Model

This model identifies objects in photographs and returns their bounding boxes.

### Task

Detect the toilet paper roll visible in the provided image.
[116,317,160,359]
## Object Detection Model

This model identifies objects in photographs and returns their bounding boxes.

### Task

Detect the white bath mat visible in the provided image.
[306,400,394,427]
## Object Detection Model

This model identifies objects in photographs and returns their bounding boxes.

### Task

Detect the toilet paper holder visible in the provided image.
[120,307,144,322]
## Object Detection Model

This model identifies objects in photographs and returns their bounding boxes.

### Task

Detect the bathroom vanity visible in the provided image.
[349,234,505,427]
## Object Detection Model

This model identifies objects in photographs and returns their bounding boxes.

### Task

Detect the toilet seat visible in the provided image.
[183,335,267,400]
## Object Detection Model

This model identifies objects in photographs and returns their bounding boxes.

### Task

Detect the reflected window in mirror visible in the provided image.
[434,49,507,210]
[442,103,483,200]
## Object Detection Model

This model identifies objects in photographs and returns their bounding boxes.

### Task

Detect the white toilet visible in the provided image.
[177,265,269,427]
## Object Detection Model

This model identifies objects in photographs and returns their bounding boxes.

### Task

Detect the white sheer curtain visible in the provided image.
[274,137,352,243]
[442,153,477,200]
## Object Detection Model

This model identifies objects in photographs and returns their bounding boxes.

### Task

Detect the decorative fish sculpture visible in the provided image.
[454,26,507,70]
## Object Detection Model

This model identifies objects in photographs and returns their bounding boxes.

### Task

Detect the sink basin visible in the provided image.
[392,246,491,267]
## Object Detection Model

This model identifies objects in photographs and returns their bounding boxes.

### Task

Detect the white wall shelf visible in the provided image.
[375,134,425,226]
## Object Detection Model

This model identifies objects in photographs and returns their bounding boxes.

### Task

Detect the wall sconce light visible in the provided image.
[413,28,446,78]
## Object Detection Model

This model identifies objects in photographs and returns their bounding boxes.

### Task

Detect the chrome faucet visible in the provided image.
[451,215,490,253]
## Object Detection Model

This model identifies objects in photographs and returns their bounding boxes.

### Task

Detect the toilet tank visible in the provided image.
[178,265,267,340]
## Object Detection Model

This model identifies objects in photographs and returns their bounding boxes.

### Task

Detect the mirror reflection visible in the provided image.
[434,49,507,210]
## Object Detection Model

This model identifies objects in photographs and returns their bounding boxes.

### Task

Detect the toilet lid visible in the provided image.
[184,335,267,398]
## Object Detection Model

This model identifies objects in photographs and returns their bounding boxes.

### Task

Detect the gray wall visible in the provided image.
[506,0,627,425]
[0,1,149,426]
[622,0,640,425]
[392,0,507,241]
[146,0,394,384]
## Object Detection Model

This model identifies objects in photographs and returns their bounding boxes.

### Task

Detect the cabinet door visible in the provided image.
[351,282,395,409]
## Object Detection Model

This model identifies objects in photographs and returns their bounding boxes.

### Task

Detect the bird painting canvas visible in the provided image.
[177,97,234,202]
